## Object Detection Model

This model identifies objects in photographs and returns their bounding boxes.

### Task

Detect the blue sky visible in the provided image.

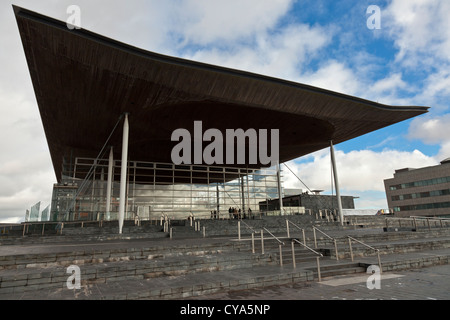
[0,0,449,222]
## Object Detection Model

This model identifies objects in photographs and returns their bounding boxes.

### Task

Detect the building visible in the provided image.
[384,158,450,217]
[259,191,355,215]
[14,6,428,230]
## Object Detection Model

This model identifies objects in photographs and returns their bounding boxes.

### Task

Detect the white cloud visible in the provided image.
[385,0,450,66]
[370,73,407,95]
[284,148,437,195]
[408,114,450,145]
[170,0,294,46]
[299,60,361,96]
[184,22,331,81]
[414,68,450,110]
[408,114,450,161]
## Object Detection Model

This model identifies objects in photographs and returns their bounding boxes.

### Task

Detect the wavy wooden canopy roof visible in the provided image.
[14,6,428,182]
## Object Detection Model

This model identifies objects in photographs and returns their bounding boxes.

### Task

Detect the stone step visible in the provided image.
[1,241,450,299]
[0,250,274,295]
[335,237,450,260]
[170,226,202,239]
[0,240,252,270]
[246,234,450,265]
[306,262,367,279]
[1,216,450,300]
[0,264,315,300]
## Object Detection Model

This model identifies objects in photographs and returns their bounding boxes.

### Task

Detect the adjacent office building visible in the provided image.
[384,158,450,217]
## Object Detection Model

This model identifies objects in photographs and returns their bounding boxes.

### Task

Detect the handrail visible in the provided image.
[286,219,307,246]
[312,225,334,240]
[410,216,450,221]
[286,219,303,232]
[386,216,450,231]
[347,235,382,273]
[260,227,285,266]
[292,238,323,257]
[263,227,285,245]
[312,225,340,261]
[291,238,323,282]
[347,236,378,251]
[237,220,257,241]
[240,220,257,233]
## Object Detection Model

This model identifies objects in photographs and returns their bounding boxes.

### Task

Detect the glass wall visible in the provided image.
[50,158,281,222]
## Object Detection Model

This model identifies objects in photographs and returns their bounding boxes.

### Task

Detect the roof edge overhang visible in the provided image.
[13,5,428,114]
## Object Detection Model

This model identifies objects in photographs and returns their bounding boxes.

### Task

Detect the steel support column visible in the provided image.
[106,147,113,221]
[330,140,344,225]
[277,161,284,215]
[119,113,129,234]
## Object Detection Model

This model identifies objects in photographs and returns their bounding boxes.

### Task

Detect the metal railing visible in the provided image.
[410,216,450,230]
[312,226,339,261]
[237,220,257,241]
[347,235,382,273]
[262,227,285,265]
[386,216,450,231]
[286,219,307,246]
[237,222,287,265]
[291,238,323,281]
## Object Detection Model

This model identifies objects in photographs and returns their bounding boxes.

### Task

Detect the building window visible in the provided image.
[388,176,450,191]
[394,201,450,212]
[391,189,450,201]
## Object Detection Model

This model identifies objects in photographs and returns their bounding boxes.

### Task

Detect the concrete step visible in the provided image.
[170,226,202,239]
[1,240,450,299]
[1,215,450,300]
[0,226,169,245]
[0,239,252,270]
[336,237,450,260]
[306,262,367,279]
[0,249,274,295]
[0,264,315,300]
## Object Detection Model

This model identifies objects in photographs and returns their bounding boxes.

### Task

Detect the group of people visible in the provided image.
[228,207,253,220]
[210,210,219,219]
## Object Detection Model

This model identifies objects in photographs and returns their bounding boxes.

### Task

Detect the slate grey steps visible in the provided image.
[1,216,450,300]
[0,265,315,300]
[306,262,367,279]
[0,239,252,270]
[170,226,202,239]
[0,249,274,295]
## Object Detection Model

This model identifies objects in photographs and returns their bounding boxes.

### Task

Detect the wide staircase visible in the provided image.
[0,215,449,299]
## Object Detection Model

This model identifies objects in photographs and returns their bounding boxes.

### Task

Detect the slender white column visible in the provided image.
[118,113,129,234]
[240,176,245,214]
[276,161,284,215]
[330,140,344,225]
[106,147,113,221]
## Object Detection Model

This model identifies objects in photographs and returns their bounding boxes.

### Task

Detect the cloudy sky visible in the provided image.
[1,0,449,222]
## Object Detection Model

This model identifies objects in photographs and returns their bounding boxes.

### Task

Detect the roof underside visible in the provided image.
[14,6,429,183]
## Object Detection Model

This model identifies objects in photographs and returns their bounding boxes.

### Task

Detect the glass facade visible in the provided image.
[41,205,50,222]
[50,158,281,222]
[29,201,41,222]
